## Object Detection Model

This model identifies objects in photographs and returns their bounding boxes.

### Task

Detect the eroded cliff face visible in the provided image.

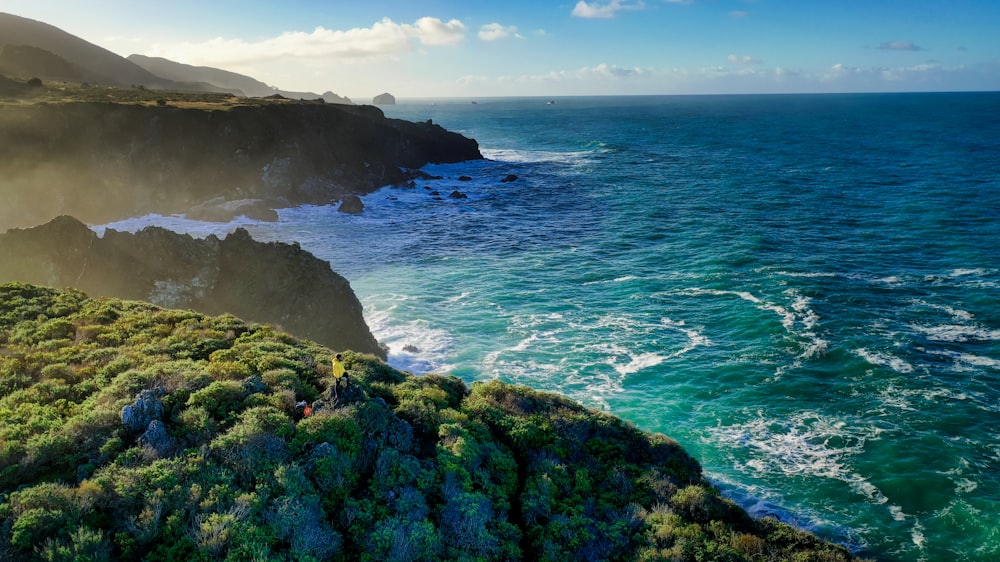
[0,216,385,358]
[0,101,482,229]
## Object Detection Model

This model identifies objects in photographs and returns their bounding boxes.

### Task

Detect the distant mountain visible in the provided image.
[0,12,228,92]
[128,54,352,104]
[0,12,165,87]
[0,44,79,81]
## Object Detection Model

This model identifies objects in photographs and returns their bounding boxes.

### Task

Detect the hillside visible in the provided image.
[0,282,866,561]
[127,54,352,104]
[0,12,211,90]
[0,44,80,82]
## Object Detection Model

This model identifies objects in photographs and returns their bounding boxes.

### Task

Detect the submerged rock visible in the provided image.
[338,195,365,214]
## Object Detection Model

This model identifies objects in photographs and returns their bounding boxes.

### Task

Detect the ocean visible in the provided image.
[98,92,1000,561]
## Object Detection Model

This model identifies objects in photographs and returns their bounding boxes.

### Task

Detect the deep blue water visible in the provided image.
[101,92,1000,561]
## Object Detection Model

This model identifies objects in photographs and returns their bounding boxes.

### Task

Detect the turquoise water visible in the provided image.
[102,93,1000,561]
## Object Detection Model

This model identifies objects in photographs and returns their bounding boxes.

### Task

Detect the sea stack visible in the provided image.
[373,92,396,105]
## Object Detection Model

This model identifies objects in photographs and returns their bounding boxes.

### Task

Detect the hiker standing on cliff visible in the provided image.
[332,353,348,395]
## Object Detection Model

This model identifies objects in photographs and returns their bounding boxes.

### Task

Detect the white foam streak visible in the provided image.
[909,323,1000,342]
[926,349,1000,370]
[90,213,257,238]
[481,147,594,165]
[610,352,666,376]
[854,348,915,374]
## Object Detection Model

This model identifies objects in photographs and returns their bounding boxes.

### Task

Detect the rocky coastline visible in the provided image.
[0,98,482,230]
[0,216,384,358]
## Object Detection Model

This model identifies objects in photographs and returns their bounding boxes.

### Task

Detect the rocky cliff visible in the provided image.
[0,216,385,358]
[0,100,482,229]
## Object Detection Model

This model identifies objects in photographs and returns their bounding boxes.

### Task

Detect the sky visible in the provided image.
[5,0,1000,100]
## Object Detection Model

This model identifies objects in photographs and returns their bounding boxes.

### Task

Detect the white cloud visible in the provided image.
[146,17,466,67]
[572,0,645,19]
[728,54,762,65]
[879,40,922,51]
[730,10,750,17]
[580,63,651,78]
[478,23,522,41]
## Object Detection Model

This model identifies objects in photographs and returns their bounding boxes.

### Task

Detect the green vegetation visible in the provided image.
[0,282,867,561]
[0,76,331,110]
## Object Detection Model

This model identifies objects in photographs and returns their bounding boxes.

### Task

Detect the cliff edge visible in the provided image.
[0,216,384,358]
[0,97,482,229]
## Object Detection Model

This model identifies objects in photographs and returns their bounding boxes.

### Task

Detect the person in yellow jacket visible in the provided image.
[332,353,348,394]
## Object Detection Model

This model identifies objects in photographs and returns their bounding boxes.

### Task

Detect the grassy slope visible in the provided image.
[0,282,866,561]
[0,77,334,110]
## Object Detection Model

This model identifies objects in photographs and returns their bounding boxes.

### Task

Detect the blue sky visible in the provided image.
[6,0,999,99]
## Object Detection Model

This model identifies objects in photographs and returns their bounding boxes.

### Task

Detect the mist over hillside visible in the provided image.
[0,12,204,90]
[0,12,349,101]
[128,54,352,104]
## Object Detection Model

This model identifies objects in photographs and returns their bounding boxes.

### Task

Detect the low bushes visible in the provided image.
[0,283,866,561]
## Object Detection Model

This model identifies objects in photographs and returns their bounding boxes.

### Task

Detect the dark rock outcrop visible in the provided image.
[121,388,165,434]
[0,101,482,229]
[138,420,174,457]
[0,216,385,358]
[448,190,468,199]
[337,195,364,215]
[500,174,519,183]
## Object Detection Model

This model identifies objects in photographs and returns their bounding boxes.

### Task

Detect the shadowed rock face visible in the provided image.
[0,101,482,229]
[0,216,385,358]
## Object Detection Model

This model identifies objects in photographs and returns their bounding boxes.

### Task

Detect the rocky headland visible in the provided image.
[0,282,867,561]
[0,94,482,230]
[0,216,384,358]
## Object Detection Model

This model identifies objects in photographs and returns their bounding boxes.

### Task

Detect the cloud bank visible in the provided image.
[146,17,466,67]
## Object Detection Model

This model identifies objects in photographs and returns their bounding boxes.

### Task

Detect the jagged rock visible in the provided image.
[458,176,473,182]
[402,344,419,353]
[312,379,366,413]
[403,169,443,182]
[0,216,385,358]
[448,190,468,199]
[242,375,269,395]
[500,174,519,183]
[138,420,173,457]
[121,389,164,433]
[338,195,364,214]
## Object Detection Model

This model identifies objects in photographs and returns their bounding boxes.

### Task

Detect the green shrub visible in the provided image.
[186,381,246,422]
